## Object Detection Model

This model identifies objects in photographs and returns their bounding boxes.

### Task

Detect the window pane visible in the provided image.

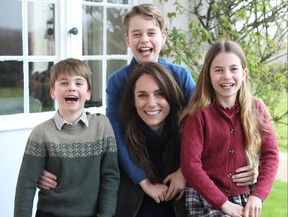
[29,62,54,113]
[84,0,103,2]
[28,2,55,56]
[107,59,127,79]
[0,61,24,115]
[86,60,102,107]
[0,1,22,55]
[82,6,103,55]
[107,8,127,54]
[107,0,129,4]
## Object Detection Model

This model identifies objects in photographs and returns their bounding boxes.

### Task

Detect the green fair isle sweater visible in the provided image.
[14,112,119,217]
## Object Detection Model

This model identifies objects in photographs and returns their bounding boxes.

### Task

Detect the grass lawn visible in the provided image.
[262,180,287,217]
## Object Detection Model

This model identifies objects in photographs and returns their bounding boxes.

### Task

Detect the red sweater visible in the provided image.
[181,99,279,209]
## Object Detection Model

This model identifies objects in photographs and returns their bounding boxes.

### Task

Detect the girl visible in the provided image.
[180,41,279,217]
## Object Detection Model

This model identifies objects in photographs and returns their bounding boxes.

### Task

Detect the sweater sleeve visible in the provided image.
[106,71,147,185]
[181,114,228,208]
[250,100,279,201]
[98,116,120,217]
[14,129,46,217]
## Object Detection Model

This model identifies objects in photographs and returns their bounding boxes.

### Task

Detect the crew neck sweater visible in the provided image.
[14,112,119,217]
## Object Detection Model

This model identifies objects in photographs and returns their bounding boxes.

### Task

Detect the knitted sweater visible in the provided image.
[106,57,195,185]
[181,100,279,209]
[14,112,120,217]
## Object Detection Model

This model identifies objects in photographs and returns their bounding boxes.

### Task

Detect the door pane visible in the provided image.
[29,61,54,113]
[0,1,22,55]
[82,6,103,55]
[28,2,55,56]
[0,61,24,115]
[86,60,102,107]
[107,8,127,54]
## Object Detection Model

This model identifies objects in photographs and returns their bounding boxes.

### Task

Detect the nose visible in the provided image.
[140,34,149,43]
[147,96,157,106]
[68,83,76,91]
[223,69,232,78]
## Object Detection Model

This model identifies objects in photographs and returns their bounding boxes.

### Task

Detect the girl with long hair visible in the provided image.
[180,40,279,217]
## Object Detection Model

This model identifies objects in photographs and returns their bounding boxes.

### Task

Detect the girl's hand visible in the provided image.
[220,200,244,217]
[232,165,258,186]
[162,168,186,201]
[139,179,168,203]
[37,169,58,190]
[243,195,262,217]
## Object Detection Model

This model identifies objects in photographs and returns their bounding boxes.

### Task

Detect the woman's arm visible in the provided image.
[37,169,57,190]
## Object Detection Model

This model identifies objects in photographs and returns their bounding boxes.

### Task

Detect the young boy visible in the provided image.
[14,58,119,217]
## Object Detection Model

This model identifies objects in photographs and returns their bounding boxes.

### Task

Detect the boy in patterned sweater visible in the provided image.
[14,58,119,217]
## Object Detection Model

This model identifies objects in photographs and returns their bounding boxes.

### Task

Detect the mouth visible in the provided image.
[220,83,234,88]
[145,110,161,115]
[138,47,153,53]
[65,95,78,102]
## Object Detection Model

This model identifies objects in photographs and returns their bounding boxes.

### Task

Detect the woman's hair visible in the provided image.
[50,58,92,90]
[180,40,261,168]
[123,3,165,35]
[120,62,185,182]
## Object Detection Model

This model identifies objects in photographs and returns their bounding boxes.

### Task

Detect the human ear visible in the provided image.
[50,87,55,100]
[161,31,167,45]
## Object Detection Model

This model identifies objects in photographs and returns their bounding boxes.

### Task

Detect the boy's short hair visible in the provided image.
[50,58,92,90]
[123,3,165,35]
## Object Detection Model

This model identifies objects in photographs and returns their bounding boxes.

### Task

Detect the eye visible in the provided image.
[148,32,156,36]
[214,68,222,74]
[231,67,239,72]
[60,81,68,86]
[137,93,148,98]
[155,90,165,98]
[132,33,141,38]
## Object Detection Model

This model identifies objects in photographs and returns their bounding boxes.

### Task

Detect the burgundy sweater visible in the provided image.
[181,99,279,209]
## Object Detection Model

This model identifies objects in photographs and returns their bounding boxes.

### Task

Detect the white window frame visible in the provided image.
[0,0,156,132]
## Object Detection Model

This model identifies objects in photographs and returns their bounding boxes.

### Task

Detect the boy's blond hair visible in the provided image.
[50,58,92,90]
[123,3,165,35]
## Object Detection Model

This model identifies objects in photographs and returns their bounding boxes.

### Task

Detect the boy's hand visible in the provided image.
[232,165,258,186]
[162,168,185,201]
[37,169,58,190]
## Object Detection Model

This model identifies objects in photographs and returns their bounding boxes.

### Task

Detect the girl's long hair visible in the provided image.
[180,40,262,168]
[120,62,185,182]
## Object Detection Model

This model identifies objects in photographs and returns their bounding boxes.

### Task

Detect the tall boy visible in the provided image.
[14,58,119,217]
[106,3,195,194]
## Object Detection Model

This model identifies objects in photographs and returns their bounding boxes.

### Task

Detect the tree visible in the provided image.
[160,0,287,143]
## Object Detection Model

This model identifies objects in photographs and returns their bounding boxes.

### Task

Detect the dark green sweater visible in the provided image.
[14,112,119,217]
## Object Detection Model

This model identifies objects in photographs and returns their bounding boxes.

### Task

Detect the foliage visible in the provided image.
[262,179,287,217]
[160,0,288,128]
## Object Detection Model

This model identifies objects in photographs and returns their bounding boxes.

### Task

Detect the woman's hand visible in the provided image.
[162,168,186,201]
[243,195,262,217]
[232,165,258,186]
[139,179,168,203]
[220,200,244,217]
[37,169,58,190]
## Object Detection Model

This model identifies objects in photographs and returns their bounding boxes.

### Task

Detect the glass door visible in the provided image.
[0,0,132,127]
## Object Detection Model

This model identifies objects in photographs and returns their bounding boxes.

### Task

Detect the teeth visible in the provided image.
[139,47,151,51]
[221,83,234,87]
[146,111,160,115]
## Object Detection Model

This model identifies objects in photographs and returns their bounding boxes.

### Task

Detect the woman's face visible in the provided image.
[134,74,170,134]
